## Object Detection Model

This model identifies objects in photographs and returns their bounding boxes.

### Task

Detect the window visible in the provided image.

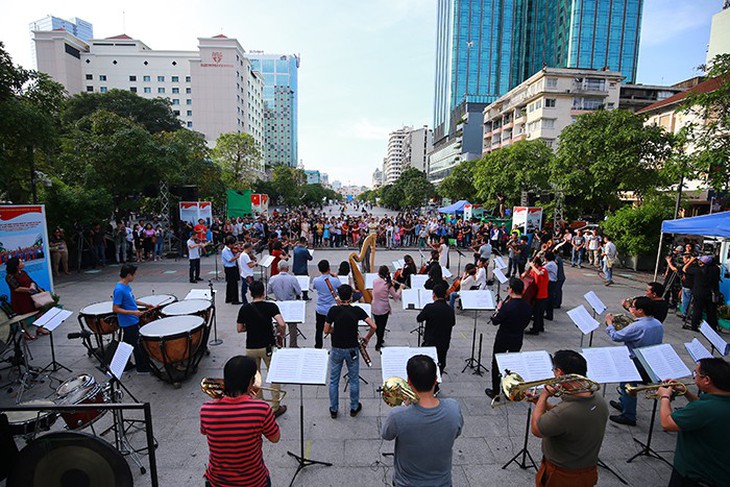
[129,75,137,82]
[535,100,542,109]
[545,98,556,108]
[157,76,165,82]
[100,87,108,93]
[186,99,192,105]
[143,75,151,82]
[187,121,193,128]
[85,74,93,80]
[583,78,606,91]
[185,76,191,82]
[130,87,137,93]
[172,88,179,94]
[158,87,165,94]
[171,76,179,82]
[99,75,107,81]
[546,78,557,88]
[572,97,603,110]
[172,99,180,105]
[542,119,555,129]
[187,110,192,117]
[173,110,180,116]
[144,87,151,94]
[86,86,93,92]
[186,87,191,94]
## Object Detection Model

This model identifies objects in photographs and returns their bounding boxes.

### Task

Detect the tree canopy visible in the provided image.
[379,168,435,210]
[212,132,263,190]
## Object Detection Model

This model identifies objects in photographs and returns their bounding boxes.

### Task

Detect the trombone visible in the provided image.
[625,381,693,399]
[200,371,287,403]
[492,371,601,408]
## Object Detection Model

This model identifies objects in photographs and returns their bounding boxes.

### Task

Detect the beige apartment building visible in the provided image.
[482,67,623,153]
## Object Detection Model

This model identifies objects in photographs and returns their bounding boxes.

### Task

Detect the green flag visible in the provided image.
[227,189,252,218]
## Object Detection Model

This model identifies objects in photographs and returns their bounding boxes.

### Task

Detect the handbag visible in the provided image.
[31,291,55,309]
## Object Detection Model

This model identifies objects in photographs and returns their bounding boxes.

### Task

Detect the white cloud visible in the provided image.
[640,0,714,47]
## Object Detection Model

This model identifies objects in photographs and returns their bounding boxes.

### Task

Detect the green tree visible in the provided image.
[601,194,675,257]
[271,166,305,206]
[379,183,404,210]
[438,159,478,202]
[399,168,435,209]
[62,89,181,133]
[212,132,263,189]
[552,109,673,217]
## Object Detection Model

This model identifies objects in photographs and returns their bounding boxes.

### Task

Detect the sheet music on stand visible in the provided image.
[259,255,275,268]
[410,275,428,289]
[364,273,378,289]
[567,305,600,335]
[267,348,329,385]
[109,342,135,380]
[353,303,372,317]
[493,268,508,284]
[275,301,306,323]
[495,351,554,384]
[635,344,692,382]
[185,289,214,301]
[33,307,73,332]
[582,346,642,383]
[493,257,507,270]
[685,338,713,363]
[460,290,496,310]
[381,346,441,383]
[295,276,310,292]
[583,291,607,315]
[700,321,729,355]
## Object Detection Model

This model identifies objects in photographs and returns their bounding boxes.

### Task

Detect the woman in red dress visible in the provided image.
[4,257,48,340]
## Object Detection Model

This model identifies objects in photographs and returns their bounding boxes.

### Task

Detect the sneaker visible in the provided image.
[609,400,622,412]
[609,414,636,426]
[330,409,337,419]
[350,403,362,417]
[274,405,287,418]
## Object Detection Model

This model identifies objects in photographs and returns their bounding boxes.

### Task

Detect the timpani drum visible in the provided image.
[137,294,177,326]
[78,301,118,335]
[161,299,212,324]
[55,374,109,430]
[2,400,57,438]
[139,316,207,387]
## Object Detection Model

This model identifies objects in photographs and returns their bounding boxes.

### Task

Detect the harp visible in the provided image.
[348,234,377,303]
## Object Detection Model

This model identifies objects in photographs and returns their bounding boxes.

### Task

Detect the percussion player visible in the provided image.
[381,355,463,487]
[236,280,287,417]
[417,282,455,374]
[657,357,730,487]
[200,355,280,487]
[530,350,609,487]
[112,264,154,373]
[604,296,663,426]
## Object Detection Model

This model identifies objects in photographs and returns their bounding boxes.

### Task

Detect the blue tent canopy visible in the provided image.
[660,211,730,238]
[438,200,471,214]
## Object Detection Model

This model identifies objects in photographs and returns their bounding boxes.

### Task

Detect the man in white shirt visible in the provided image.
[187,236,205,283]
[237,243,257,304]
[268,260,303,347]
[602,236,618,286]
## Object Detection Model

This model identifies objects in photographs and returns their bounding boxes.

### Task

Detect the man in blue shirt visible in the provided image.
[291,237,312,276]
[605,296,664,426]
[311,260,341,349]
[112,264,155,373]
[221,236,242,304]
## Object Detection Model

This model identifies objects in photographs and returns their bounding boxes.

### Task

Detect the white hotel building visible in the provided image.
[33,30,265,155]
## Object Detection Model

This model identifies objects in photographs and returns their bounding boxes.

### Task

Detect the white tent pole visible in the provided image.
[654,232,665,281]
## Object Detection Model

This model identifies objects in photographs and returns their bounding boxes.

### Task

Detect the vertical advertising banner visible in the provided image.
[251,194,269,215]
[0,205,54,300]
[512,207,543,234]
[179,202,213,225]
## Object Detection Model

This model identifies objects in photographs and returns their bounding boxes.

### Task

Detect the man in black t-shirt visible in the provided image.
[485,277,533,401]
[645,281,669,323]
[417,282,456,373]
[324,284,376,419]
[236,280,287,417]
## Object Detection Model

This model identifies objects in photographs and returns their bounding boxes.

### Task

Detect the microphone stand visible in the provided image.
[208,280,222,346]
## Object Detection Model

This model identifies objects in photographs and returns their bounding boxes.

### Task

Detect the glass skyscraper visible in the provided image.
[249,53,300,168]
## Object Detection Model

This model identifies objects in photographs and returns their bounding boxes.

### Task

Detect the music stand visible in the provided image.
[583,291,607,348]
[402,289,429,346]
[566,305,599,348]
[628,344,691,466]
[699,321,729,356]
[455,247,465,275]
[35,307,73,377]
[492,268,509,303]
[267,348,332,486]
[460,291,495,375]
[582,345,642,485]
[207,281,222,346]
[258,255,275,293]
[276,300,307,346]
[381,346,442,384]
[495,351,554,471]
[295,276,311,301]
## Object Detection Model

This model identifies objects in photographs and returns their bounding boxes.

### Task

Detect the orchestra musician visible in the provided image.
[381,355,463,487]
[268,260,302,348]
[372,265,402,352]
[530,350,609,487]
[200,355,281,487]
[236,280,287,417]
[311,260,342,349]
[418,283,455,373]
[112,264,154,373]
[187,235,207,284]
[222,236,242,305]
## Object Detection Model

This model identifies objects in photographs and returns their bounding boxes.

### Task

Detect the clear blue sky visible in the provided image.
[2,0,723,186]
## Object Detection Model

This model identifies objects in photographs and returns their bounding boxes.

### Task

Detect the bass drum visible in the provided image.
[7,431,133,487]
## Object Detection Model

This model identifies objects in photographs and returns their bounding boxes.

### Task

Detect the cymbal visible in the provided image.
[1,312,38,326]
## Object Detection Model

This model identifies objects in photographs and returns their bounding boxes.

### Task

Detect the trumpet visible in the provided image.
[200,371,287,403]
[378,377,419,407]
[625,381,693,399]
[492,372,601,408]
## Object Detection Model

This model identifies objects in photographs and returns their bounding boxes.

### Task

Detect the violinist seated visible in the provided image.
[448,264,478,310]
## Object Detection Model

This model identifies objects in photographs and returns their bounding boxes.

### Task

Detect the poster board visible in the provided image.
[251,193,269,215]
[0,205,54,295]
[511,207,543,234]
[179,201,213,225]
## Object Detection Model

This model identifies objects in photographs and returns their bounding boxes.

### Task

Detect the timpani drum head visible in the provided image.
[79,302,114,316]
[139,316,205,338]
[7,431,133,487]
[138,294,177,308]
[161,299,210,317]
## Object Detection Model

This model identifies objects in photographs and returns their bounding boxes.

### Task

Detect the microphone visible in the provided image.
[67,330,92,340]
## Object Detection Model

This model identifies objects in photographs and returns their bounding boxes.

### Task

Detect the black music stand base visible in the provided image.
[626,399,671,467]
[38,332,72,378]
[502,404,537,471]
[287,385,332,486]
[409,321,423,347]
[343,372,368,392]
[208,281,223,346]
[597,458,628,485]
[462,311,488,375]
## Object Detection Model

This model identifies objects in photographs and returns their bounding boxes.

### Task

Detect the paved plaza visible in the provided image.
[1,240,698,486]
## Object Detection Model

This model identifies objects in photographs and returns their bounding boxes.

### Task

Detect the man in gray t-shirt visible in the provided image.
[382,355,463,487]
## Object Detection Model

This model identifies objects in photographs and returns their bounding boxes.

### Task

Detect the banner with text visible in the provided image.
[179,202,213,225]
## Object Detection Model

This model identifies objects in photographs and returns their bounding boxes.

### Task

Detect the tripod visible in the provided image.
[502,403,537,470]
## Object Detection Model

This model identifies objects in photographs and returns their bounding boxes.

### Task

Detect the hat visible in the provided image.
[699,255,713,265]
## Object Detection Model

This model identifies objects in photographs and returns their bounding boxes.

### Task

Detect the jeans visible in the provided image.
[449,292,459,309]
[604,261,613,282]
[94,243,106,267]
[114,242,126,264]
[571,247,583,266]
[240,277,250,304]
[329,347,359,412]
[681,287,692,315]
[155,238,163,258]
[619,381,638,422]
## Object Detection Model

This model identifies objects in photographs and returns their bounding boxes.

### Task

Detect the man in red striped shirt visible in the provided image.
[200,356,280,487]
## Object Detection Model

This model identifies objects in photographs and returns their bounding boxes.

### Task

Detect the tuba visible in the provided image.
[492,371,601,408]
[200,371,287,403]
[378,377,419,407]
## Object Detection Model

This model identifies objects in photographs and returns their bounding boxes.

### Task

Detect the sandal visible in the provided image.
[36,327,51,336]
[23,331,36,341]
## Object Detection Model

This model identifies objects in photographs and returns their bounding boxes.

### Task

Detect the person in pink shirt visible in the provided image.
[371,265,402,351]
